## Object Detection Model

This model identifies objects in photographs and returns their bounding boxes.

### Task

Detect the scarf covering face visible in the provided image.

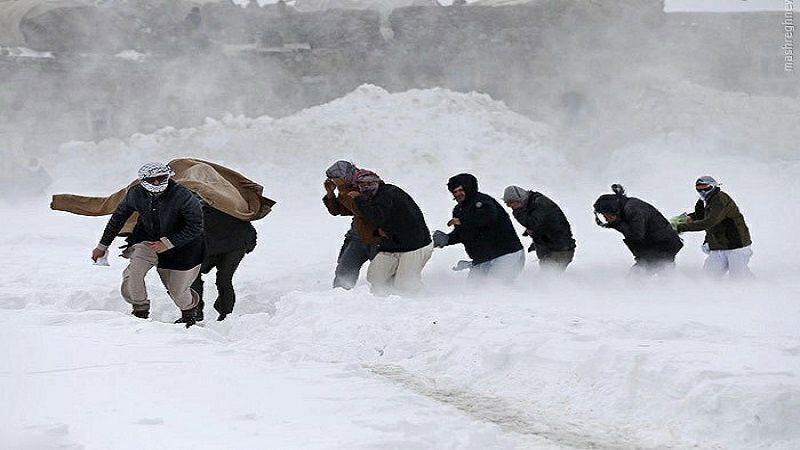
[695,175,719,201]
[138,162,174,193]
[353,169,381,196]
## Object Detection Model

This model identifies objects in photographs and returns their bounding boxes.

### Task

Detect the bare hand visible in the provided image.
[447,218,461,226]
[324,179,336,194]
[148,241,168,253]
[91,247,106,262]
[347,191,361,199]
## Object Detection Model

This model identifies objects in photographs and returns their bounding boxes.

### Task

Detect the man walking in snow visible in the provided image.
[91,162,205,327]
[676,176,753,278]
[323,161,380,289]
[350,169,433,295]
[191,204,257,322]
[593,185,683,275]
[432,174,524,281]
[503,185,576,272]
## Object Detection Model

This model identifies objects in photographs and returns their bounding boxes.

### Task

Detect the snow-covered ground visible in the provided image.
[2,85,799,448]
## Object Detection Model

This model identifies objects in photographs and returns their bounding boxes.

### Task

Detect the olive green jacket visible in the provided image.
[678,189,751,250]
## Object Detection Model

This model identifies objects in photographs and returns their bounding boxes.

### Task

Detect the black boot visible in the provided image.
[174,308,197,328]
[216,313,228,321]
[132,309,149,319]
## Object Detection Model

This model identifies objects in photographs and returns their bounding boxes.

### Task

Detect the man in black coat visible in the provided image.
[91,162,205,327]
[190,205,256,321]
[593,186,683,274]
[351,169,433,295]
[432,174,524,281]
[502,185,576,271]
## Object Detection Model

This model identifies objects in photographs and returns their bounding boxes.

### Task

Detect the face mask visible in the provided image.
[142,179,169,193]
[697,186,715,200]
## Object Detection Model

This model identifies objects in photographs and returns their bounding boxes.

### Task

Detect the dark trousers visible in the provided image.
[334,237,378,290]
[191,250,246,315]
[538,249,575,272]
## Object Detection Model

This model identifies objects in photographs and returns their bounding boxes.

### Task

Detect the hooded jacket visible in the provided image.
[444,174,523,265]
[512,191,575,258]
[355,183,431,252]
[678,188,751,250]
[603,195,683,261]
[100,180,205,270]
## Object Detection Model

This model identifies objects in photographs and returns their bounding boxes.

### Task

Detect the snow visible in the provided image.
[2,84,800,448]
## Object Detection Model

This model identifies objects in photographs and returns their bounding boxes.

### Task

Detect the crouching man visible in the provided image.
[91,162,205,327]
[191,205,256,321]
[432,174,524,281]
[503,185,576,272]
[593,185,682,275]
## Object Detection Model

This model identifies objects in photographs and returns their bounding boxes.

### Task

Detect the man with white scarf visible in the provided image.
[91,162,206,327]
[677,176,753,279]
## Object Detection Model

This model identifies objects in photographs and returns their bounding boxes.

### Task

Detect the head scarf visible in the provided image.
[138,162,174,193]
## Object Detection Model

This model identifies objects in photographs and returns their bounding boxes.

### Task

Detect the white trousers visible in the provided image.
[468,249,525,282]
[703,245,753,279]
[367,243,434,296]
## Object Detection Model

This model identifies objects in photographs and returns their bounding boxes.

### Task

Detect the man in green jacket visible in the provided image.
[676,176,753,278]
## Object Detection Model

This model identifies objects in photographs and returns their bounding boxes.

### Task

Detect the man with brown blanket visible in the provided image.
[323,161,380,289]
[54,158,275,326]
[91,162,205,327]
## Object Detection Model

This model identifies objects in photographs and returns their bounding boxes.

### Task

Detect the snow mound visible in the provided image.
[46,84,559,199]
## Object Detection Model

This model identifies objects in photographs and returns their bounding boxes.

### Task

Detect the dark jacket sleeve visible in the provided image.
[99,189,136,247]
[679,196,729,232]
[446,224,463,246]
[687,200,704,221]
[165,191,204,248]
[614,206,647,242]
[323,194,353,216]
[355,193,392,229]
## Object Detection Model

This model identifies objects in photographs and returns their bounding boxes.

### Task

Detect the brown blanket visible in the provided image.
[51,159,276,234]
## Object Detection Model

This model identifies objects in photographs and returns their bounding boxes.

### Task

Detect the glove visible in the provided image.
[452,260,472,271]
[669,213,689,232]
[432,230,449,248]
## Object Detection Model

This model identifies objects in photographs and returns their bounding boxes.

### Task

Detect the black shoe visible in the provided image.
[195,306,204,322]
[174,308,197,328]
[132,310,149,319]
[217,313,228,321]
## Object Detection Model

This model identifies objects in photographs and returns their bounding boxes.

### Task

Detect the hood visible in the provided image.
[447,173,478,200]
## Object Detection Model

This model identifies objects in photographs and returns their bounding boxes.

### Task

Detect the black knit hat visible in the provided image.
[593,194,622,214]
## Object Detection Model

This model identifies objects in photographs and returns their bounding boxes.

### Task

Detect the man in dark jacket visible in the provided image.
[676,176,753,278]
[351,169,433,295]
[432,174,524,281]
[593,186,683,275]
[190,205,256,321]
[322,161,380,289]
[91,162,205,327]
[502,185,576,271]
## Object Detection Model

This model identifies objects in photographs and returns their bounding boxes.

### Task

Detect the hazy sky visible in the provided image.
[665,0,785,12]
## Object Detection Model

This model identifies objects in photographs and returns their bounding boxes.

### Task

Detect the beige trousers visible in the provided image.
[367,243,433,296]
[121,243,201,311]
